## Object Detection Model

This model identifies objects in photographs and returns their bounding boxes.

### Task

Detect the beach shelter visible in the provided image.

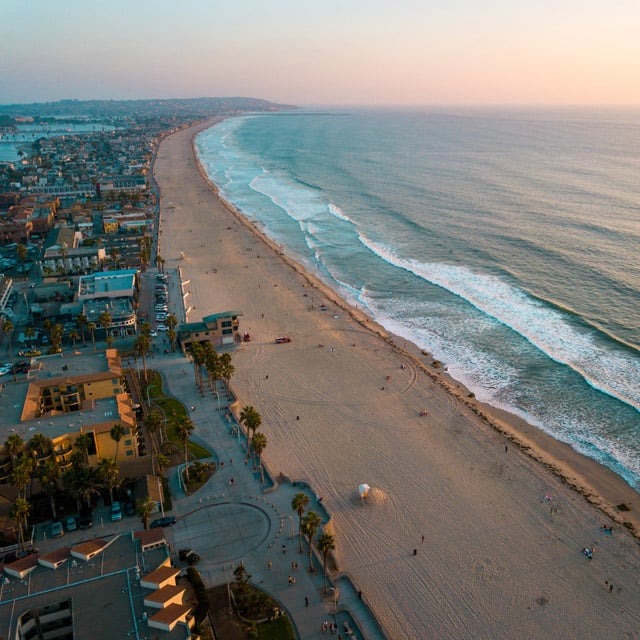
[358,483,370,499]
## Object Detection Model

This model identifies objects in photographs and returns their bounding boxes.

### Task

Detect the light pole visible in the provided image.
[213,389,221,412]
[157,476,165,517]
[329,587,339,614]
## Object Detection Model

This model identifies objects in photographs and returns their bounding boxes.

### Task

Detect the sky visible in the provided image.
[2,0,640,106]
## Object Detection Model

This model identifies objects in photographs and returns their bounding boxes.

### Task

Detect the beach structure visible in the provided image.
[177,310,242,352]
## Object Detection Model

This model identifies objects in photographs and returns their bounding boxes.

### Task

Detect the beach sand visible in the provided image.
[154,120,640,639]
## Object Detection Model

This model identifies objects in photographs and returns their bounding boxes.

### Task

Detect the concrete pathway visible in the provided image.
[155,350,389,640]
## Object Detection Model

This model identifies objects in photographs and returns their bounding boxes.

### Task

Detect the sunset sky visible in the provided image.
[3,0,640,106]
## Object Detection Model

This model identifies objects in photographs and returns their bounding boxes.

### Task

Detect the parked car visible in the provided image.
[150,516,177,528]
[50,521,64,538]
[111,501,123,522]
[150,331,158,337]
[275,336,292,344]
[78,509,93,529]
[65,516,77,532]
[156,324,169,332]
[178,548,200,565]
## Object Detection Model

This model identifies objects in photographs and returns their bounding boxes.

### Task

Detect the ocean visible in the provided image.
[195,107,640,490]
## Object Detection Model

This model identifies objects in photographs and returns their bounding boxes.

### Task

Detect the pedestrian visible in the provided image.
[305,596,309,607]
[229,458,233,465]
[358,590,362,600]
[609,583,614,592]
[413,548,417,556]
[267,561,272,570]
[288,576,293,585]
[505,444,508,453]
[421,535,424,544]
[282,544,287,554]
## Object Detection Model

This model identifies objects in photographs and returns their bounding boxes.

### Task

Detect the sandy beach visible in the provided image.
[154,120,640,639]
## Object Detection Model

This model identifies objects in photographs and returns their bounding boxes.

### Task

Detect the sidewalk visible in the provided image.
[156,352,389,640]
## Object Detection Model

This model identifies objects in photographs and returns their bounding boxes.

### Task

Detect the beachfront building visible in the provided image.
[0,533,196,638]
[0,349,145,488]
[177,311,242,353]
[77,269,139,337]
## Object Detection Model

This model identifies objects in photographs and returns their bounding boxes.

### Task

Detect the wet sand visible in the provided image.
[154,119,640,640]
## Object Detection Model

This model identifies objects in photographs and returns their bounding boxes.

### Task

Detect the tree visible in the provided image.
[98,311,112,342]
[110,423,125,461]
[10,498,31,552]
[219,352,235,394]
[139,496,154,530]
[76,313,88,346]
[28,433,51,469]
[317,532,336,593]
[68,328,80,349]
[110,246,119,269]
[5,433,24,466]
[10,457,34,500]
[145,409,163,452]
[38,458,60,519]
[165,313,178,351]
[188,342,205,390]
[87,322,97,352]
[302,511,323,571]
[135,334,151,381]
[98,457,120,503]
[74,433,92,467]
[16,243,27,270]
[2,320,15,380]
[156,453,170,474]
[155,253,165,273]
[251,431,267,483]
[292,492,310,553]
[240,405,261,452]
[176,415,195,482]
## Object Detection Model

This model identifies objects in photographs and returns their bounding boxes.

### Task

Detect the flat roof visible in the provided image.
[0,534,175,639]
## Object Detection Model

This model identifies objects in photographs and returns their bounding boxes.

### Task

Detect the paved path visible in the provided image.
[155,349,389,640]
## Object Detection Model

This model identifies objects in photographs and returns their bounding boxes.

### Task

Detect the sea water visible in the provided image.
[196,107,640,489]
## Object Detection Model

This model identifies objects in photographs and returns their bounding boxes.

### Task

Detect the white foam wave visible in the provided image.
[361,236,640,413]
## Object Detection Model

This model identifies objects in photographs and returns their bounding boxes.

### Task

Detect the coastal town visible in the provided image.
[0,98,382,640]
[1,98,640,640]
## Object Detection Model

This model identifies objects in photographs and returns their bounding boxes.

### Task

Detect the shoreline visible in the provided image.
[188,118,640,538]
[155,118,640,639]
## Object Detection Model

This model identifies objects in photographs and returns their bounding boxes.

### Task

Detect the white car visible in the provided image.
[156,324,169,332]
[150,331,158,337]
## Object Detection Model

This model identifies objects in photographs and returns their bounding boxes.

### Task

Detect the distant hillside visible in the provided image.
[0,97,297,119]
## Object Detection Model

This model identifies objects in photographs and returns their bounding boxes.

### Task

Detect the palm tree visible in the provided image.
[251,431,267,482]
[145,409,163,452]
[156,453,170,474]
[76,313,88,346]
[219,352,235,394]
[188,342,205,390]
[87,322,97,352]
[74,433,92,467]
[5,433,24,466]
[24,326,36,348]
[317,532,336,593]
[134,334,151,381]
[2,320,15,380]
[302,511,323,571]
[110,423,125,461]
[240,405,262,452]
[292,492,310,552]
[139,496,154,530]
[203,344,220,392]
[10,498,31,552]
[165,313,178,351]
[98,311,112,342]
[68,328,80,349]
[10,457,34,500]
[155,254,165,273]
[16,243,27,271]
[176,416,195,482]
[38,458,60,519]
[98,457,120,503]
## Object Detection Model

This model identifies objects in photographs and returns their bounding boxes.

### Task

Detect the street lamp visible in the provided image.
[329,587,339,614]
[213,389,221,412]
[157,476,165,517]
